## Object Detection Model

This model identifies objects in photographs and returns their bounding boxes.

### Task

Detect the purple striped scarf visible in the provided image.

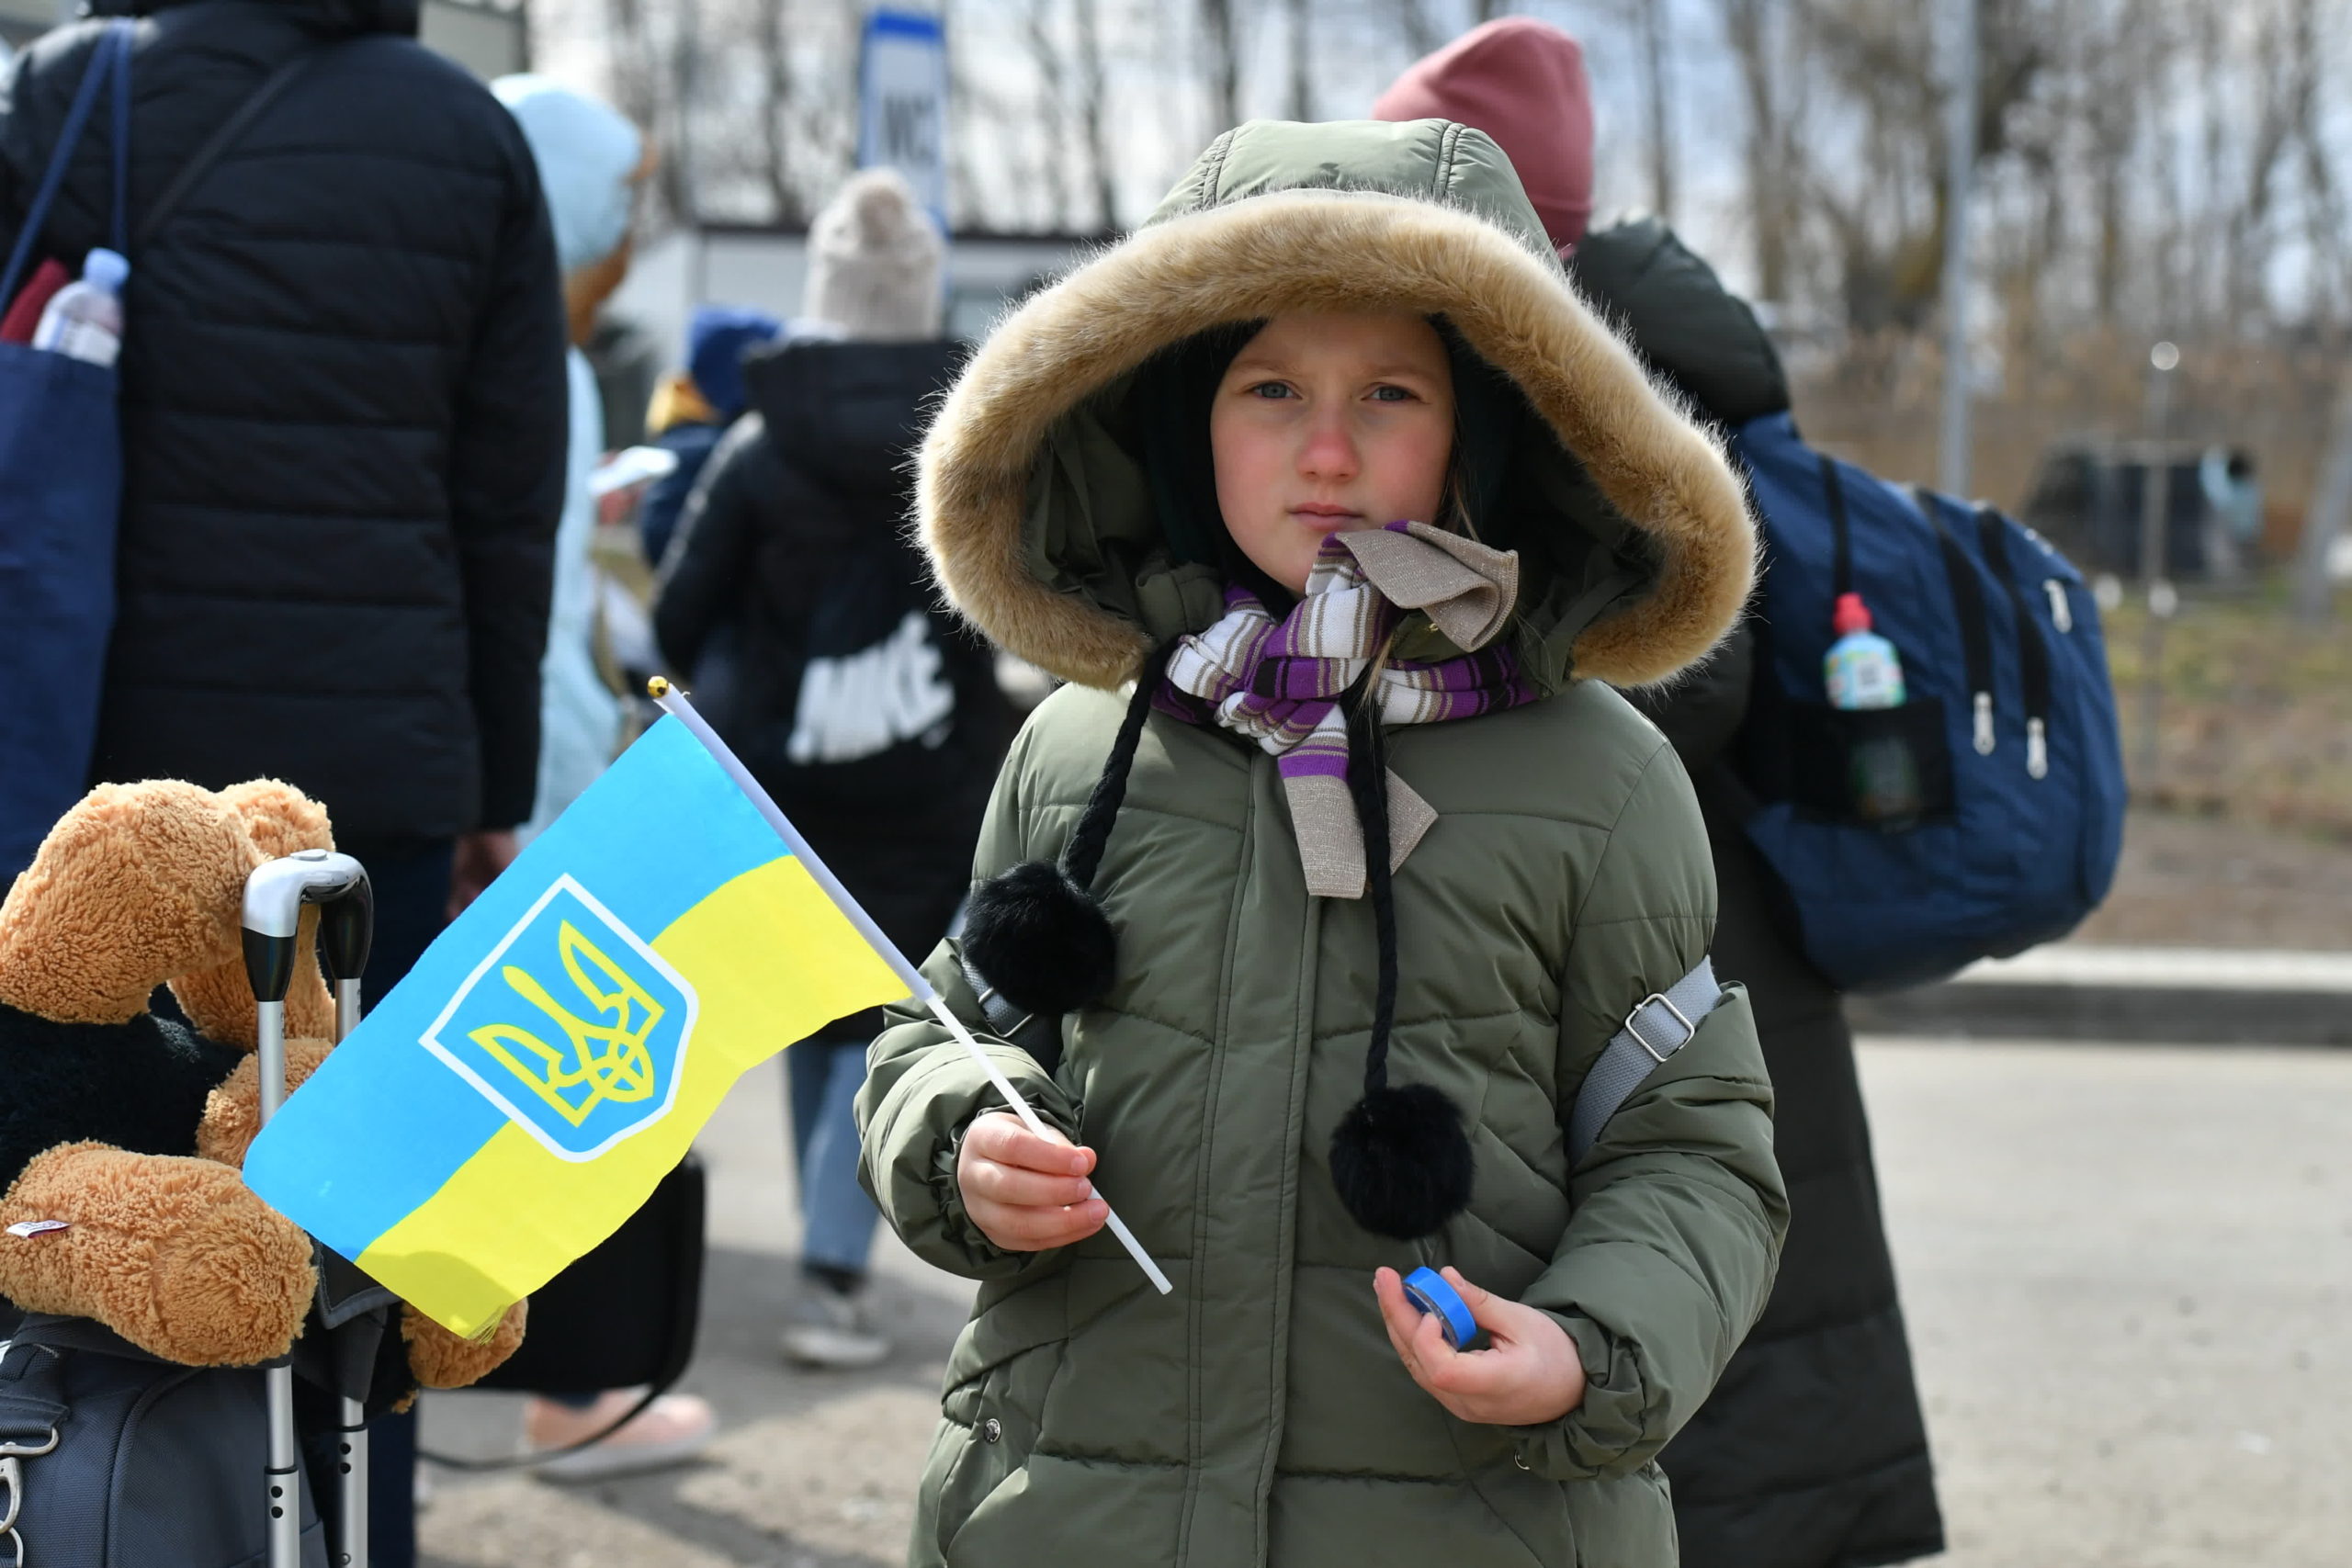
[1158,521,1535,898]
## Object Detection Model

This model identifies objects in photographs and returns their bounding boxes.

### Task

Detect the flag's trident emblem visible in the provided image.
[468,920,663,1126]
[422,873,697,1160]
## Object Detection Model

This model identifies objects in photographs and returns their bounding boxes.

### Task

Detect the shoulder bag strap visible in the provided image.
[105,19,129,256]
[132,39,337,252]
[0,18,136,306]
[1565,955,1724,1165]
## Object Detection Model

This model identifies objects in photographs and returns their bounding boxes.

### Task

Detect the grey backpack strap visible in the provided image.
[1566,956,1723,1163]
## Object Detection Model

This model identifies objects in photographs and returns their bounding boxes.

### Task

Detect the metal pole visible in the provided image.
[2295,366,2352,626]
[256,993,307,1568]
[1939,0,1979,497]
[2134,343,2179,788]
[1642,0,1675,225]
[332,975,368,1568]
[243,852,370,1568]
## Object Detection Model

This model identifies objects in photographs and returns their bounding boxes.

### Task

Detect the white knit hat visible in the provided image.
[801,169,946,342]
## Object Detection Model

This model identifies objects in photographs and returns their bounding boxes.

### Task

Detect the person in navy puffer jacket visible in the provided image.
[637,304,783,568]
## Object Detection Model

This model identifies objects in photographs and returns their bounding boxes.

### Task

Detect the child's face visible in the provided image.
[1209,310,1455,593]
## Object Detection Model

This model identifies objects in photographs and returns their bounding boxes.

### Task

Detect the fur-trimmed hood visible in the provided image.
[917,118,1756,692]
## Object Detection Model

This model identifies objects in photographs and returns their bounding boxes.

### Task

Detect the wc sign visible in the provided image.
[858,7,949,229]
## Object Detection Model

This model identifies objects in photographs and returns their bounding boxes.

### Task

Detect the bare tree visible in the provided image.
[2290,0,2348,321]
[2086,51,2135,322]
[1716,0,1793,301]
[664,0,701,223]
[1073,0,1118,229]
[1637,0,1675,222]
[759,0,799,223]
[1287,0,1313,122]
[1199,0,1240,137]
[537,0,2352,387]
[2222,3,2307,327]
[1391,0,1442,62]
[1023,0,1075,228]
[599,0,671,215]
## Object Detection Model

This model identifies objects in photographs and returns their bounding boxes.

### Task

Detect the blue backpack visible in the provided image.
[1727,412,2127,992]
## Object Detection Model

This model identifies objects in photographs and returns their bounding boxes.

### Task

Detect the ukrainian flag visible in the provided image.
[243,713,910,1337]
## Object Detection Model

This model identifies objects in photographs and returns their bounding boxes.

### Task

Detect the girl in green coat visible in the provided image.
[859,119,1787,1568]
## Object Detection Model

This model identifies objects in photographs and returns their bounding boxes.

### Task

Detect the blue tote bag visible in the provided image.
[0,20,133,884]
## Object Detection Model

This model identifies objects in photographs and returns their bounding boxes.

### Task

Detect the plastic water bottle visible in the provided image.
[32,247,128,367]
[1824,592,1905,710]
[1824,592,1922,828]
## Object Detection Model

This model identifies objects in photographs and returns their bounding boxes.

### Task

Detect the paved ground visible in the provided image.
[1861,1040,2350,1567]
[2075,809,2352,949]
[416,1037,2352,1567]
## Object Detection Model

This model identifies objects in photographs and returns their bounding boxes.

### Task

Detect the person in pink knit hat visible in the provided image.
[1377,20,1947,1568]
[1372,17,1594,254]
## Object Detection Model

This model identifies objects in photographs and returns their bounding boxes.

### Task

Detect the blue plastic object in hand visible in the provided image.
[1401,1266,1481,1350]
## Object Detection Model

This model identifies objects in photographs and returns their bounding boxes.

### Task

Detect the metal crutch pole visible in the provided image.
[243,851,370,1568]
[316,882,374,1568]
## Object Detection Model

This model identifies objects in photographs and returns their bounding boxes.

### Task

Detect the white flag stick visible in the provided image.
[922,994,1172,1294]
[650,680,1172,1296]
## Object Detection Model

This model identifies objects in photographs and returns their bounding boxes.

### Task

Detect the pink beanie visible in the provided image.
[1372,18,1596,253]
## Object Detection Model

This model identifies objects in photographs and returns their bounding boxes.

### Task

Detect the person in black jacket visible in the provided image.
[1583,221,1945,1568]
[0,6,565,1564]
[637,304,783,568]
[1377,23,1946,1568]
[0,0,567,920]
[655,169,1013,1371]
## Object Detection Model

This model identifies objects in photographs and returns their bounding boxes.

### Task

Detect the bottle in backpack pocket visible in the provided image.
[33,247,127,367]
[1825,592,1923,829]
[1825,592,1905,709]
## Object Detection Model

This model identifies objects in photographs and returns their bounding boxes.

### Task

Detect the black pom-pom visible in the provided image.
[1328,1082,1476,1239]
[961,859,1118,1018]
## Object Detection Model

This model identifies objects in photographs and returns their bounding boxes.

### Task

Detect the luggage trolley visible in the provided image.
[242,852,372,1568]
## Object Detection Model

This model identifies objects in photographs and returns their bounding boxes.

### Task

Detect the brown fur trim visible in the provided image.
[918,188,1755,689]
[0,1141,316,1366]
[197,1038,334,1168]
[402,1298,529,1390]
[0,783,257,1025]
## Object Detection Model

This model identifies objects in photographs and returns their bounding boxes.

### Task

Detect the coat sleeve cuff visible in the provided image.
[858,1019,1080,1281]
[1509,1314,1659,1481]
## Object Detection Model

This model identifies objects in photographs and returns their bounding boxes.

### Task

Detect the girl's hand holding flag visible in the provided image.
[956,1111,1108,1252]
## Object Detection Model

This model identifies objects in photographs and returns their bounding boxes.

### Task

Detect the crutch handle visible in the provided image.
[241,851,369,1005]
[317,881,373,985]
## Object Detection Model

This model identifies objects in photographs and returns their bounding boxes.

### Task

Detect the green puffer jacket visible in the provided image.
[859,119,1788,1568]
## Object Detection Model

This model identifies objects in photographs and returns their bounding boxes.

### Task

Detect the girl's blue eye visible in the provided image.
[1250,382,1295,400]
[1370,385,1414,402]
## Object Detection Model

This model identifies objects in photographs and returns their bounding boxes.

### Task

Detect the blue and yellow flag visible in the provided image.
[243,715,910,1336]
